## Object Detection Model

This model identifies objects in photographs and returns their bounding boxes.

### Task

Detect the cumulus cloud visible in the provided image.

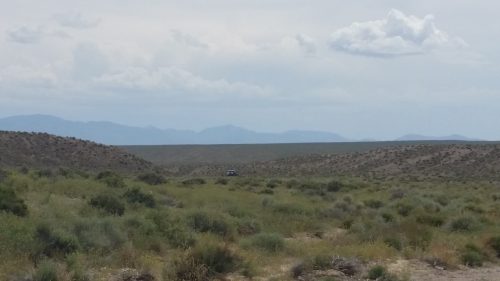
[329,9,466,57]
[170,30,209,49]
[278,34,316,55]
[72,43,109,80]
[0,65,58,88]
[295,34,316,54]
[7,24,70,44]
[54,12,100,29]
[7,26,45,44]
[93,67,270,99]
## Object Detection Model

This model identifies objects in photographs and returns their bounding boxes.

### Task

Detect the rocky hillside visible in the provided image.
[0,131,152,173]
[173,143,500,180]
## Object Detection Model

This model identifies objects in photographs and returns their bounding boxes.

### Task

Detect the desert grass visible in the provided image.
[0,170,499,280]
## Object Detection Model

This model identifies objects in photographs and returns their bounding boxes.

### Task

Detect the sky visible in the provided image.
[1,0,499,140]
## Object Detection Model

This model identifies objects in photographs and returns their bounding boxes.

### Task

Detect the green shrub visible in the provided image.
[488,236,500,257]
[57,168,86,179]
[95,171,115,180]
[36,169,54,178]
[71,269,90,281]
[297,181,324,192]
[246,233,284,253]
[259,189,274,195]
[240,260,257,278]
[173,242,240,280]
[434,195,450,206]
[193,243,239,275]
[381,212,394,223]
[406,225,433,250]
[236,218,261,235]
[341,218,354,230]
[123,188,156,208]
[271,202,308,215]
[143,211,195,249]
[225,205,249,218]
[390,189,406,200]
[364,199,384,209]
[331,256,361,276]
[343,196,353,203]
[266,179,282,189]
[326,180,343,192]
[18,166,29,174]
[33,260,58,281]
[367,265,387,280]
[291,261,308,278]
[215,178,228,185]
[72,219,125,251]
[462,251,483,267]
[318,278,338,281]
[137,173,167,185]
[0,169,8,182]
[165,224,196,249]
[187,211,232,237]
[319,202,356,220]
[416,214,445,227]
[182,178,206,186]
[65,254,90,281]
[449,217,478,232]
[395,202,413,217]
[286,179,300,189]
[464,205,485,214]
[261,197,274,208]
[0,187,28,216]
[236,178,261,187]
[35,224,78,258]
[89,194,125,216]
[384,237,403,251]
[461,244,484,267]
[311,254,332,270]
[96,171,125,188]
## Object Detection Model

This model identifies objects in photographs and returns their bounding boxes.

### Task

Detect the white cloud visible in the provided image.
[170,30,209,49]
[329,9,466,57]
[72,43,109,80]
[0,65,58,88]
[93,67,271,99]
[295,34,316,54]
[6,25,70,44]
[54,12,100,29]
[7,26,45,44]
[278,34,316,56]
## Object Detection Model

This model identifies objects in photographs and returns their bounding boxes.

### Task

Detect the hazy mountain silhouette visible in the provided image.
[396,134,480,141]
[0,115,480,145]
[0,115,350,145]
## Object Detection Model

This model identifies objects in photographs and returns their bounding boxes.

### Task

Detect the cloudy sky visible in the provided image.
[1,0,499,140]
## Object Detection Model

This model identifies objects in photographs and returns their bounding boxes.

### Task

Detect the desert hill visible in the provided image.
[173,143,500,180]
[0,131,152,173]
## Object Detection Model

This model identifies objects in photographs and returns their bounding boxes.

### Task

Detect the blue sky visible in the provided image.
[1,0,499,140]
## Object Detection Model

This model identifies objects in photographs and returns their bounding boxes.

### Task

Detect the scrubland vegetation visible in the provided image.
[1,168,500,280]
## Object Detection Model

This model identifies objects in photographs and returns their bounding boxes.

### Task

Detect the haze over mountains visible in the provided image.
[0,115,478,145]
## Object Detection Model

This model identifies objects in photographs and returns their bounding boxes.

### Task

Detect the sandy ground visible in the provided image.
[405,261,500,281]
[227,258,500,281]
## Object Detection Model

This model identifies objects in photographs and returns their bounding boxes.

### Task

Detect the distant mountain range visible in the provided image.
[0,115,479,145]
[396,134,479,141]
[0,115,350,145]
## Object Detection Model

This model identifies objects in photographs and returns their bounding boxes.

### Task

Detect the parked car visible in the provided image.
[226,169,239,176]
